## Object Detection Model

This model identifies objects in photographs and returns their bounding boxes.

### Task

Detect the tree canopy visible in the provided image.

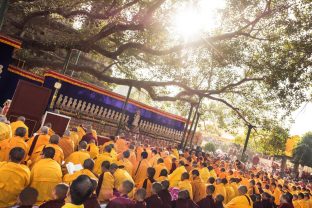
[2,0,312,129]
[292,132,312,168]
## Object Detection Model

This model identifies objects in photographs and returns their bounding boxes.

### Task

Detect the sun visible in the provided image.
[171,0,226,41]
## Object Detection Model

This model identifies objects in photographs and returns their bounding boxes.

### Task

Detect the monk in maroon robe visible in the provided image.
[39,184,68,208]
[158,180,172,208]
[145,182,163,208]
[197,185,216,208]
[172,190,199,208]
[106,180,135,208]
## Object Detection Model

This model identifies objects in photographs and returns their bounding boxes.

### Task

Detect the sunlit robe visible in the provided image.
[0,162,30,207]
[113,168,134,190]
[156,176,168,182]
[199,167,210,183]
[214,183,227,203]
[10,121,29,139]
[230,182,239,197]
[65,150,90,165]
[0,122,12,141]
[26,134,50,157]
[63,168,97,184]
[191,177,206,202]
[30,158,62,204]
[272,187,282,205]
[94,152,114,175]
[209,169,217,179]
[115,138,128,154]
[168,165,187,187]
[225,184,236,203]
[31,144,64,165]
[0,136,28,161]
[58,136,75,159]
[225,195,253,208]
[97,171,114,202]
[133,158,151,185]
[297,200,309,208]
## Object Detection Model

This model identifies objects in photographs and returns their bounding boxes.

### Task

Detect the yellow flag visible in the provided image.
[285,135,301,157]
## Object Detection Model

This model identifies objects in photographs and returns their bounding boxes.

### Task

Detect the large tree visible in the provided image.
[2,0,312,128]
[292,132,312,170]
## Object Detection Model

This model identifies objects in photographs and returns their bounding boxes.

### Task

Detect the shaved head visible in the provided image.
[17,116,26,122]
[54,183,69,200]
[50,134,60,144]
[238,185,248,195]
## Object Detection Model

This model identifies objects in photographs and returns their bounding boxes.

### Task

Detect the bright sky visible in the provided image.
[290,102,312,136]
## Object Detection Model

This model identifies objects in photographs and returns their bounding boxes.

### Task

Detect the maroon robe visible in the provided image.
[106,195,135,208]
[158,189,172,208]
[278,203,294,208]
[253,201,264,208]
[39,199,65,208]
[82,133,98,145]
[84,194,101,208]
[172,199,199,208]
[134,201,147,208]
[145,194,163,208]
[197,195,216,208]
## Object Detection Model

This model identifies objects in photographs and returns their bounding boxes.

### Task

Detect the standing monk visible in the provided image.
[30,147,63,204]
[59,130,74,159]
[0,147,30,207]
[134,151,151,186]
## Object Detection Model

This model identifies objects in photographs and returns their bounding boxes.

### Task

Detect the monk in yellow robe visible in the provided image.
[70,128,79,150]
[191,169,206,202]
[30,147,62,204]
[94,145,114,175]
[208,166,217,178]
[178,172,193,199]
[87,139,99,159]
[271,183,282,206]
[116,150,133,176]
[110,163,134,190]
[163,151,173,171]
[168,160,187,187]
[199,163,210,183]
[30,134,64,165]
[149,149,160,167]
[115,136,128,154]
[136,145,144,161]
[298,193,309,208]
[10,116,29,139]
[229,178,239,197]
[0,147,30,207]
[44,123,55,136]
[128,144,137,166]
[214,178,227,203]
[0,127,29,161]
[63,158,97,184]
[65,141,91,165]
[225,185,253,208]
[224,179,236,203]
[133,151,151,185]
[27,126,50,158]
[77,125,86,141]
[59,130,74,159]
[0,116,11,141]
[97,161,114,202]
[154,158,168,179]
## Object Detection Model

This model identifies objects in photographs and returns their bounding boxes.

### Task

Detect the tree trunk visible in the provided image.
[280,156,287,176]
[293,163,300,173]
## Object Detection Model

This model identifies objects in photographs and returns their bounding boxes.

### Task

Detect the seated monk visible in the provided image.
[58,130,74,159]
[16,187,39,208]
[83,179,101,208]
[168,160,187,187]
[117,150,133,176]
[0,116,12,141]
[115,135,128,154]
[106,180,135,208]
[31,134,64,165]
[10,116,29,140]
[87,139,99,159]
[225,186,253,208]
[0,127,29,161]
[94,145,114,175]
[44,122,55,136]
[145,182,164,208]
[81,126,97,145]
[110,163,134,191]
[178,172,193,200]
[65,141,90,165]
[191,169,206,203]
[27,126,50,158]
[62,175,94,208]
[154,158,168,179]
[156,169,169,182]
[63,158,98,184]
[134,188,147,208]
[279,193,295,208]
[97,161,114,203]
[39,183,69,208]
[30,147,63,204]
[0,147,30,207]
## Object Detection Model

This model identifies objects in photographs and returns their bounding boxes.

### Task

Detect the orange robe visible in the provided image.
[0,136,29,161]
[87,143,99,159]
[133,159,151,185]
[115,138,128,154]
[58,136,74,159]
[191,177,206,202]
[178,180,193,199]
[94,152,114,175]
[26,134,50,157]
[65,150,90,165]
[98,171,114,202]
[31,144,64,165]
[63,169,97,184]
[117,158,133,176]
[10,121,29,139]
[154,163,168,178]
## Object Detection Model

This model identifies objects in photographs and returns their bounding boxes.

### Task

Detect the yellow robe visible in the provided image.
[214,183,227,203]
[0,162,30,207]
[63,169,97,184]
[149,154,160,167]
[31,144,64,165]
[70,131,79,149]
[59,136,75,159]
[178,180,193,199]
[225,195,253,208]
[230,182,239,197]
[191,177,206,202]
[117,158,133,176]
[26,134,50,157]
[62,203,84,208]
[154,163,168,178]
[87,143,99,159]
[209,169,217,178]
[298,200,309,208]
[114,168,134,190]
[30,158,62,204]
[0,136,29,161]
[272,188,282,205]
[225,184,236,203]
[0,122,11,141]
[199,167,210,183]
[293,200,300,208]
[168,166,187,187]
[10,120,29,139]
[156,176,168,182]
[133,159,151,185]
[77,127,86,141]
[94,152,114,175]
[98,171,114,202]
[115,138,128,154]
[65,150,90,165]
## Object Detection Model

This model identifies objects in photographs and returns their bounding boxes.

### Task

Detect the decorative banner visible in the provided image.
[285,135,301,157]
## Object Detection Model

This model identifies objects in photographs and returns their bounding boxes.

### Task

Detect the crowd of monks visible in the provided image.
[0,115,311,208]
